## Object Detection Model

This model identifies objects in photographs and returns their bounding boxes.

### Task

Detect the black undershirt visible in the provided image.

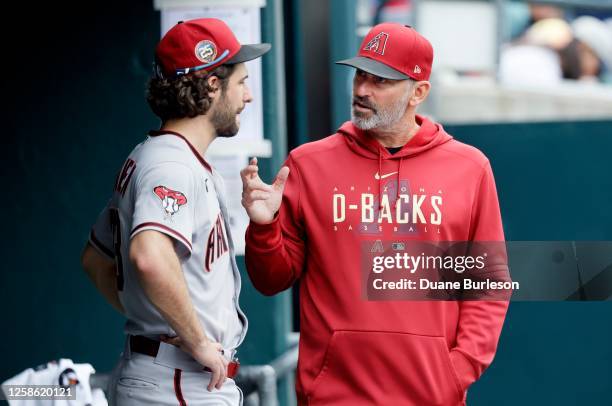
[386,146,403,155]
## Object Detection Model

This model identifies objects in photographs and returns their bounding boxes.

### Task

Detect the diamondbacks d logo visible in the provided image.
[195,40,217,63]
[363,32,389,55]
[153,186,187,217]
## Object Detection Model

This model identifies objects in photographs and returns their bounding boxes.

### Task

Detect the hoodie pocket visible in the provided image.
[308,330,463,406]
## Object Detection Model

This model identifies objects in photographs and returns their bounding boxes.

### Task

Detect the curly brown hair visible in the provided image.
[146,64,236,121]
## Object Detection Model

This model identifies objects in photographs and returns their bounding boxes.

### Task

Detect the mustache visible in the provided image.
[352,96,377,112]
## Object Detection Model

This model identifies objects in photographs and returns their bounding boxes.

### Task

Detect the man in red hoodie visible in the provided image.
[241,23,509,405]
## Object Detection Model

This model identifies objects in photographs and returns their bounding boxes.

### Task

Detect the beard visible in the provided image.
[211,94,241,138]
[351,90,411,131]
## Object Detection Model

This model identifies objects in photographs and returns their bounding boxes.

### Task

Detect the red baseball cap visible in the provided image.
[155,18,271,78]
[336,23,433,81]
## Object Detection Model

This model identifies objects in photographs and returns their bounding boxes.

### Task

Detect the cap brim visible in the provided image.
[226,43,271,64]
[336,56,411,80]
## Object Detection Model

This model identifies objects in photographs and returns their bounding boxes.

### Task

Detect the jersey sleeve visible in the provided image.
[131,162,198,257]
[89,199,115,260]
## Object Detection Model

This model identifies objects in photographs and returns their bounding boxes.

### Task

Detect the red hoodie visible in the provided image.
[246,115,509,406]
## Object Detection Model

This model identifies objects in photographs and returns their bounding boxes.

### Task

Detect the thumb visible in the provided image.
[160,335,181,347]
[273,166,290,191]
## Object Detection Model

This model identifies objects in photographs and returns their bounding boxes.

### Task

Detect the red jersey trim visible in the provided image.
[131,222,193,253]
[173,369,187,406]
[149,130,213,173]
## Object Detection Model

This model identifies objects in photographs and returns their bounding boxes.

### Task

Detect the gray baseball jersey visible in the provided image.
[89,130,247,353]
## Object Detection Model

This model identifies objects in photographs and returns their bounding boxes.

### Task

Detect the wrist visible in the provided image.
[185,335,209,353]
[250,211,280,226]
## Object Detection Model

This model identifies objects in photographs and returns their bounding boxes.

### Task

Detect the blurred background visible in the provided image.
[1,0,611,405]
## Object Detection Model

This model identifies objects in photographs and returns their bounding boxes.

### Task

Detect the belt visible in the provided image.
[129,335,240,378]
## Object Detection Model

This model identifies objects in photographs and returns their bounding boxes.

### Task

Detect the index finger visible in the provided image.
[240,164,259,183]
[216,358,227,389]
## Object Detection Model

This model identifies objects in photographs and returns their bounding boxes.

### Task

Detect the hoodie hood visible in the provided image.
[339,114,452,160]
[339,115,453,205]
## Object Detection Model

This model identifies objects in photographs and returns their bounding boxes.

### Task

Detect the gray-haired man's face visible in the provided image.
[351,69,414,131]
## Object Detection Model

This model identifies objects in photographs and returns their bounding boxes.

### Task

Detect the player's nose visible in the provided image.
[353,78,371,98]
[243,84,253,103]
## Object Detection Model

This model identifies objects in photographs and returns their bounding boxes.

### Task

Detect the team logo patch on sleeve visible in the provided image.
[154,186,187,217]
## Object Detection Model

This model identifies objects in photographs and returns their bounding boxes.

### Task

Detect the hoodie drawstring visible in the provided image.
[394,157,404,209]
[378,150,383,207]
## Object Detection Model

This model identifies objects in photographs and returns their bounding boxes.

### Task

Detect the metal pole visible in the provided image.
[260,2,295,405]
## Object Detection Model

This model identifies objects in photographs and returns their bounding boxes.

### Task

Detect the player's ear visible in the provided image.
[206,75,221,100]
[409,80,431,107]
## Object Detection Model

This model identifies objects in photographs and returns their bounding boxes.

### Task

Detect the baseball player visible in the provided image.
[80,18,270,405]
